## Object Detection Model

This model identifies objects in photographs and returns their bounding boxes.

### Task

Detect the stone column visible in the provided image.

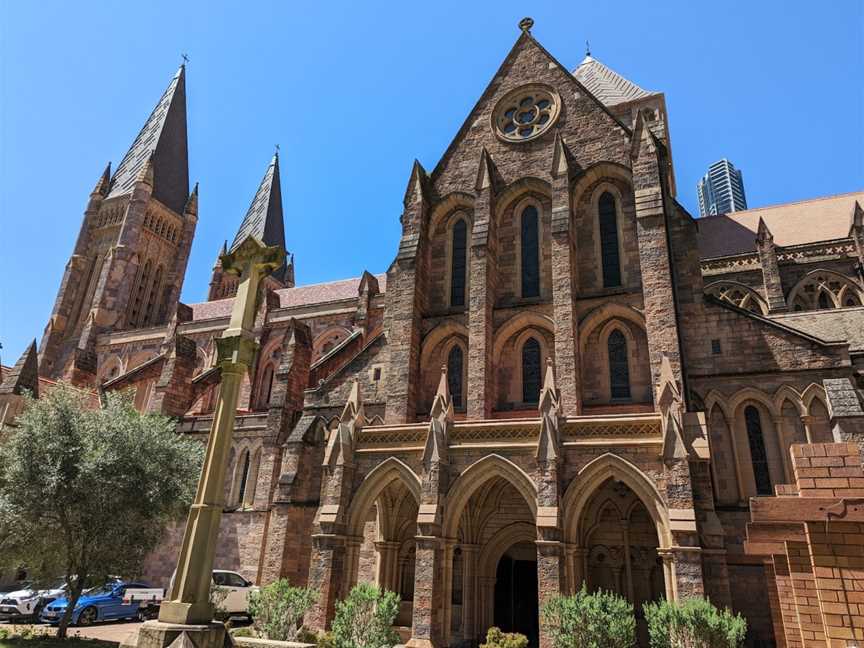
[537,541,565,648]
[549,134,581,415]
[441,542,456,646]
[669,546,704,600]
[461,544,479,645]
[409,535,445,648]
[305,533,348,632]
[138,237,283,648]
[756,217,788,313]
[467,149,497,420]
[480,576,496,638]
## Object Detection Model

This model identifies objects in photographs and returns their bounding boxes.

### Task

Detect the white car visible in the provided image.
[212,570,258,617]
[0,579,67,621]
[168,569,258,618]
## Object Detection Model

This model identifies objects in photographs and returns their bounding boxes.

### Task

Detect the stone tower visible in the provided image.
[208,152,294,301]
[38,65,196,383]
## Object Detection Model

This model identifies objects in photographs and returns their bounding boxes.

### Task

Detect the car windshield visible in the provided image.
[49,579,67,590]
[85,583,119,596]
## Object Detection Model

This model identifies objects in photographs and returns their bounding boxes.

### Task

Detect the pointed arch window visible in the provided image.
[237,449,251,507]
[521,337,541,404]
[521,206,540,298]
[607,329,631,400]
[744,405,772,496]
[144,265,164,326]
[599,192,622,288]
[447,345,464,409]
[450,219,467,307]
[260,364,275,408]
[817,291,834,310]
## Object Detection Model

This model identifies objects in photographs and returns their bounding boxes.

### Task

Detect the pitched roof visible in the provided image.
[230,153,289,282]
[189,273,387,321]
[697,191,864,259]
[106,65,189,213]
[572,55,655,106]
[771,308,864,353]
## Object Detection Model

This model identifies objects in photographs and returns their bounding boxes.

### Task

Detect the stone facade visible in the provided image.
[4,18,864,648]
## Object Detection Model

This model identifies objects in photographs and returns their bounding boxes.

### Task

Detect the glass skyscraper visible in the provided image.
[697,159,748,216]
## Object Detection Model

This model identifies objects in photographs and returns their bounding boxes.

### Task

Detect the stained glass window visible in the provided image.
[607,329,631,400]
[450,219,467,307]
[599,192,622,288]
[522,337,541,403]
[447,345,464,409]
[744,405,773,496]
[521,206,540,298]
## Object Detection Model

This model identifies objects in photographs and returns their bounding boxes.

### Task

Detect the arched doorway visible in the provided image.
[494,542,539,646]
[579,478,665,646]
[443,456,538,647]
[345,460,421,629]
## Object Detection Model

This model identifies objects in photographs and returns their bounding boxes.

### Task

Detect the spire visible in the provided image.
[851,201,863,232]
[403,159,429,207]
[230,152,289,282]
[573,54,654,107]
[756,217,773,247]
[0,340,39,398]
[536,358,561,463]
[184,182,199,216]
[91,163,111,196]
[106,64,189,213]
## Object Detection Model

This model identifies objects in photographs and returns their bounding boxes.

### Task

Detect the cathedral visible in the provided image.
[2,18,864,648]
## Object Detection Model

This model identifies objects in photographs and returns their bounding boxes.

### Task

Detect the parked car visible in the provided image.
[0,579,67,621]
[40,580,151,626]
[212,570,258,617]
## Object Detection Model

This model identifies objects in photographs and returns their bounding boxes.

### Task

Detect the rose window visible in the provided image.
[492,85,560,142]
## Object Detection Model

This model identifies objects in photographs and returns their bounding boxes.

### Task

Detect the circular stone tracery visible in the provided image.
[492,85,560,142]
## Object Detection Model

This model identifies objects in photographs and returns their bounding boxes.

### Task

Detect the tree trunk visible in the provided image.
[57,578,85,639]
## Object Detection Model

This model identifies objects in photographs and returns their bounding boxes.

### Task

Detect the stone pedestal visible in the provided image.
[130,621,226,648]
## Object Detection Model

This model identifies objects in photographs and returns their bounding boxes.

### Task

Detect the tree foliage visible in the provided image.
[0,384,203,637]
[248,579,318,641]
[331,583,400,648]
[541,586,636,648]
[480,627,529,648]
[644,598,747,648]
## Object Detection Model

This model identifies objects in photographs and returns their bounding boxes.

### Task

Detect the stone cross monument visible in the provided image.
[135,235,284,648]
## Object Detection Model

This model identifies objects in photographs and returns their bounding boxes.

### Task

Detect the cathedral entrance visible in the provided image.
[579,478,665,647]
[493,543,539,647]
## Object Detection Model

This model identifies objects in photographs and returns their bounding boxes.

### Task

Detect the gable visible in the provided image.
[432,32,633,197]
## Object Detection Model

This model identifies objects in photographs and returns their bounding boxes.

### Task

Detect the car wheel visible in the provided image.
[77,606,97,626]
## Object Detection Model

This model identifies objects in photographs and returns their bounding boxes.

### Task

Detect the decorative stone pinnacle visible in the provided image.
[519,17,534,33]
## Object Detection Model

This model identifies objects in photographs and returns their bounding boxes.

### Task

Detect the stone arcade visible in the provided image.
[3,19,864,648]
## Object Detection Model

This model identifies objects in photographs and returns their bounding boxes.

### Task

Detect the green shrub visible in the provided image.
[541,586,635,648]
[643,598,747,648]
[316,631,337,648]
[248,579,318,642]
[229,626,257,638]
[331,583,400,648]
[480,627,529,648]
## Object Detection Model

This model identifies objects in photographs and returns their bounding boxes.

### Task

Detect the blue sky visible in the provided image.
[1,1,862,362]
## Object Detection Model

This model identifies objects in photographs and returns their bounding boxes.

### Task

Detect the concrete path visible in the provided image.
[0,620,143,645]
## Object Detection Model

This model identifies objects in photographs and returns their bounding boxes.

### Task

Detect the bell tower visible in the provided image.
[38,65,195,384]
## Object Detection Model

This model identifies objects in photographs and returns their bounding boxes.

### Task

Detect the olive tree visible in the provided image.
[0,384,202,637]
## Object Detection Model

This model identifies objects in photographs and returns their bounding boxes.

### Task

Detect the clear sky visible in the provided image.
[0,0,862,363]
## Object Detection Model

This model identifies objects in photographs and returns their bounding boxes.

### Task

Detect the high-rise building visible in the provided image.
[697,158,748,216]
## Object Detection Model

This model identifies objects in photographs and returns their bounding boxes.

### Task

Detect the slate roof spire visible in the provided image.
[573,54,655,107]
[106,64,189,213]
[230,151,290,283]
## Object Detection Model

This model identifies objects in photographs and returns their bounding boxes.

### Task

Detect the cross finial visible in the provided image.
[518,17,534,33]
[181,53,190,65]
[274,143,280,158]
[585,40,591,57]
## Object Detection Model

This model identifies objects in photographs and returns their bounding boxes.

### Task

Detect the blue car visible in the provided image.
[40,580,150,626]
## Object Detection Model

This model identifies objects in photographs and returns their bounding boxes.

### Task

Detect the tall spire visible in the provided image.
[106,64,189,213]
[230,151,289,282]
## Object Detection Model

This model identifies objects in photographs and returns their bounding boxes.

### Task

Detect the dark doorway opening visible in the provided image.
[493,546,539,647]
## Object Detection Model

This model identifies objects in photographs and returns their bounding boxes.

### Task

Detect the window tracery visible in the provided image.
[744,405,772,496]
[520,205,540,298]
[450,218,467,307]
[607,329,631,400]
[705,282,767,315]
[521,337,541,404]
[598,192,621,288]
[789,270,863,311]
[492,85,560,142]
